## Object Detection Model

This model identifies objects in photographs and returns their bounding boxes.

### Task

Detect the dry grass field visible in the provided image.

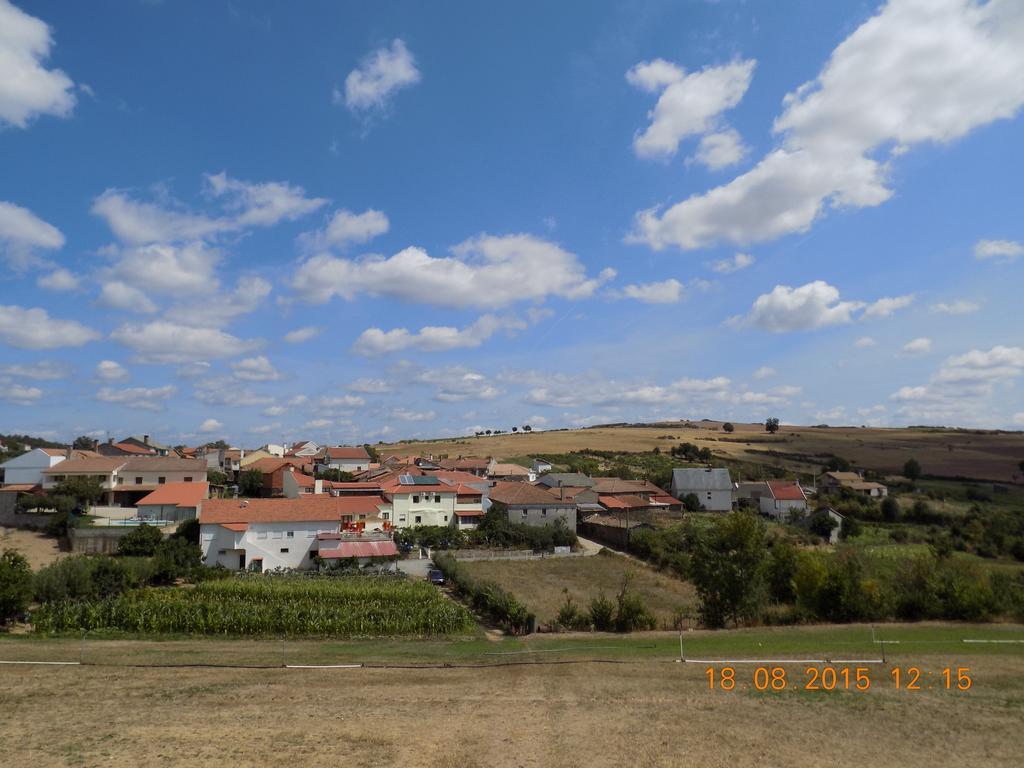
[461,552,697,627]
[384,422,1024,483]
[0,526,66,570]
[1,629,1022,767]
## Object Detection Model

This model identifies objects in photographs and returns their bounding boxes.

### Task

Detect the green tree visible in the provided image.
[363,443,381,462]
[238,468,264,497]
[116,524,164,557]
[52,476,104,506]
[72,435,95,450]
[823,455,851,473]
[840,516,862,540]
[903,458,922,482]
[688,512,769,628]
[315,468,354,482]
[681,493,702,513]
[172,518,200,544]
[809,510,839,541]
[767,541,799,602]
[207,469,229,487]
[0,550,33,623]
[765,417,780,434]
[881,496,901,522]
[722,422,735,433]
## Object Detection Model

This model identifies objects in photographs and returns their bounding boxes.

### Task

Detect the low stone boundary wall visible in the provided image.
[444,548,586,561]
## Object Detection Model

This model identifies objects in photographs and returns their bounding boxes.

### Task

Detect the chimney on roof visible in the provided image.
[315,479,323,495]
[108,436,114,445]
[65,445,72,460]
[93,439,100,452]
[143,435,151,446]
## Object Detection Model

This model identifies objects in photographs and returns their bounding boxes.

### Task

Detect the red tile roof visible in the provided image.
[220,522,248,532]
[112,441,157,455]
[317,540,399,559]
[490,481,575,506]
[200,495,384,524]
[137,482,209,508]
[325,446,370,460]
[767,480,806,501]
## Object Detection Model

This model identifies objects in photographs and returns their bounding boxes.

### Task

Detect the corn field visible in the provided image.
[32,576,476,637]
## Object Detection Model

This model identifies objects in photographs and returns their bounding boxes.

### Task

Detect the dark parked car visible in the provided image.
[427,569,445,585]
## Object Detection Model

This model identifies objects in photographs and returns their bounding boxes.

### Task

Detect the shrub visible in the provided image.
[722,422,735,433]
[150,537,202,584]
[34,555,134,603]
[172,518,200,545]
[433,553,532,634]
[767,541,799,602]
[681,493,702,513]
[588,593,616,631]
[614,578,656,632]
[116,524,164,557]
[0,550,33,623]
[555,589,590,631]
[881,497,901,522]
[688,511,768,628]
[839,516,862,540]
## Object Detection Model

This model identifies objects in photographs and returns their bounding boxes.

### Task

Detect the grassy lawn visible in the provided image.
[459,551,698,628]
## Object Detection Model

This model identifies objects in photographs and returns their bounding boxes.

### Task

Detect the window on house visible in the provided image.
[359,514,366,520]
[135,477,142,485]
[286,531,294,538]
[415,515,422,524]
[116,477,124,485]
[522,509,528,517]
[413,495,420,503]
[280,548,289,553]
[184,477,192,482]
[444,515,448,522]
[399,515,406,523]
[218,549,227,555]
[542,509,548,516]
[381,512,390,520]
[158,477,166,484]
[434,494,441,503]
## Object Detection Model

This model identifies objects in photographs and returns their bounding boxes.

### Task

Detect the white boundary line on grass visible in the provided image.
[962,639,1024,644]
[284,664,364,669]
[0,660,81,666]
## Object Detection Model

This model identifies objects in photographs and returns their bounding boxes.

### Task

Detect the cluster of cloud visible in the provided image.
[353,314,529,356]
[738,280,914,332]
[974,238,1022,261]
[891,345,1024,424]
[631,0,1024,250]
[292,234,615,309]
[0,200,65,271]
[627,57,754,169]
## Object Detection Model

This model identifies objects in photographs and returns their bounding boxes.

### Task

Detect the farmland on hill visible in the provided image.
[384,421,1024,484]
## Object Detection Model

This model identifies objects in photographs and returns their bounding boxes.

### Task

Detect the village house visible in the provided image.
[42,456,208,506]
[760,480,809,520]
[670,467,733,511]
[316,446,372,474]
[438,456,490,477]
[198,495,392,571]
[285,440,321,458]
[1,447,99,488]
[820,471,889,498]
[531,457,553,474]
[244,457,313,497]
[486,460,535,482]
[136,481,209,523]
[378,475,484,530]
[488,480,577,529]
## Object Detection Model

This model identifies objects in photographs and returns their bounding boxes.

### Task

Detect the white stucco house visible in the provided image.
[43,456,208,505]
[198,495,391,571]
[759,480,809,520]
[379,475,484,530]
[1,448,96,487]
[487,481,576,529]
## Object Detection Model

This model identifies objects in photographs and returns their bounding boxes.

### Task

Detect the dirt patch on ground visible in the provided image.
[1,652,1021,767]
[461,553,697,628]
[0,527,65,570]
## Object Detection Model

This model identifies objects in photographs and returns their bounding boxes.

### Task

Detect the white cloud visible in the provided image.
[95,384,177,411]
[110,320,261,364]
[343,39,421,112]
[753,366,776,380]
[932,300,980,315]
[0,305,99,349]
[709,252,754,274]
[284,326,322,344]
[92,174,325,246]
[231,355,282,382]
[631,0,1024,250]
[304,418,333,430]
[891,345,1024,425]
[0,0,76,128]
[855,336,878,348]
[693,129,749,170]
[203,172,327,228]
[192,377,272,407]
[0,361,69,380]
[0,200,64,270]
[303,209,389,250]
[353,314,525,356]
[36,268,78,291]
[98,281,158,313]
[627,58,755,159]
[292,234,614,309]
[347,377,393,394]
[165,276,271,327]
[388,408,436,422]
[199,418,223,433]
[317,394,366,410]
[103,242,220,297]
[973,238,1022,261]
[263,405,286,417]
[1,382,43,405]
[864,294,914,319]
[617,278,684,304]
[413,366,501,402]
[1012,412,1024,426]
[742,281,864,332]
[95,360,129,382]
[902,337,932,355]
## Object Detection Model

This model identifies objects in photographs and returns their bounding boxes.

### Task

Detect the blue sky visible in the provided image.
[1,0,1023,447]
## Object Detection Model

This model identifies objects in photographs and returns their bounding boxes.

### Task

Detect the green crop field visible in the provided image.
[31,576,475,638]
